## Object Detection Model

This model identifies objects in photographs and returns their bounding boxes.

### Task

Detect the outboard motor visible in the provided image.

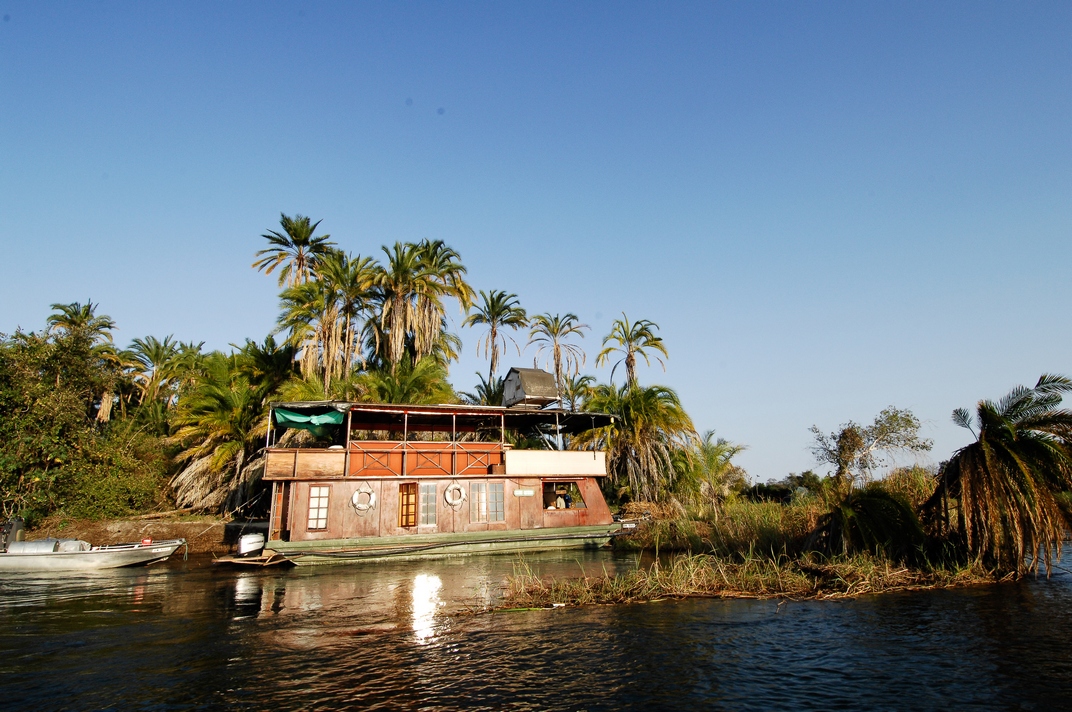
[237,533,266,557]
[1,518,26,552]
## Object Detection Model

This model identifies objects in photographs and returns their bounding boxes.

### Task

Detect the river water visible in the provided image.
[2,550,1071,711]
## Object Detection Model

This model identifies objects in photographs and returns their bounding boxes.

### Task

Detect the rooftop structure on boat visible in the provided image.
[262,376,620,564]
[501,367,558,409]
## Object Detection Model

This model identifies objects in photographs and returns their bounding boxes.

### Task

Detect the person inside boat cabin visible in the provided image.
[543,482,574,509]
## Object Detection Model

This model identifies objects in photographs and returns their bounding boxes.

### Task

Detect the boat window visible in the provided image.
[543,481,586,509]
[308,485,330,530]
[489,482,504,521]
[471,482,487,522]
[399,483,418,527]
[470,482,505,523]
[419,483,437,526]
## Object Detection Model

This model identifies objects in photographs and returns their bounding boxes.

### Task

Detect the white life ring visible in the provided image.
[444,482,467,510]
[351,482,377,515]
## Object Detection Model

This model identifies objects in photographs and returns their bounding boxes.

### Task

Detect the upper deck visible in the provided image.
[262,401,613,482]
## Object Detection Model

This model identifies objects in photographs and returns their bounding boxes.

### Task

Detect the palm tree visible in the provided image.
[573,382,696,502]
[47,300,119,421]
[416,238,475,311]
[460,372,506,406]
[596,313,668,385]
[277,251,378,388]
[356,357,455,405]
[276,372,366,403]
[276,277,335,383]
[320,252,377,378]
[47,300,115,344]
[808,485,927,563]
[234,335,297,395]
[170,341,208,397]
[252,213,337,287]
[463,290,528,379]
[369,241,472,371]
[372,242,447,370]
[127,335,180,407]
[167,354,272,512]
[528,313,589,397]
[562,374,595,413]
[922,374,1072,575]
[688,431,748,501]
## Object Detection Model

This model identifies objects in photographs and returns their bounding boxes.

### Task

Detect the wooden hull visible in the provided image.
[0,539,186,572]
[269,524,621,565]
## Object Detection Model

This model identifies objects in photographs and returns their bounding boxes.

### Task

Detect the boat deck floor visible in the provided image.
[212,550,292,567]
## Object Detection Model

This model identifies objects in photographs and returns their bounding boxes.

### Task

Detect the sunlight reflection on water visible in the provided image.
[1,552,1070,710]
[411,572,442,643]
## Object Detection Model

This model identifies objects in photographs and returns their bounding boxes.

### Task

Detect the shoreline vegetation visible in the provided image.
[503,549,999,608]
[502,472,1071,607]
[2,211,1071,601]
[502,495,1008,607]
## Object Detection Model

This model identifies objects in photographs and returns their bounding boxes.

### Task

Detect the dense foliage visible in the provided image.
[5,209,1067,582]
[0,326,166,523]
[0,213,731,521]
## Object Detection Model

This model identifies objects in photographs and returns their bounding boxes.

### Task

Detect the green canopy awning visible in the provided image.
[273,407,345,437]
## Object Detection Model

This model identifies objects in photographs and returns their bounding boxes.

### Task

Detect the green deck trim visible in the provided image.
[269,523,618,551]
[267,523,620,565]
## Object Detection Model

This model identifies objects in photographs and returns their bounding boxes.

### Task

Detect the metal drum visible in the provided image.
[7,540,59,554]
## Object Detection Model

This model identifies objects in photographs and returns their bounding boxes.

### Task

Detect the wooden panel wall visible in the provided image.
[287,475,610,542]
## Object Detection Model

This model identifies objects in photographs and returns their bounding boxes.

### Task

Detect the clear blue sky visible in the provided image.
[1,2,1069,481]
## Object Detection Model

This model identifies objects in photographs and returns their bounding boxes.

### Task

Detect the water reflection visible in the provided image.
[1,554,1070,710]
[232,574,262,619]
[411,573,443,642]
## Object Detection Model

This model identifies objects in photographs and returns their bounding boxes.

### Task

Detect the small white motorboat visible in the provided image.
[0,520,186,571]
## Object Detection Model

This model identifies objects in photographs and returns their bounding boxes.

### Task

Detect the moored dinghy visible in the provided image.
[0,519,186,571]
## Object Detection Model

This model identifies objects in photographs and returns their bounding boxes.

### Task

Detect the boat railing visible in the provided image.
[264,444,608,480]
[264,441,506,479]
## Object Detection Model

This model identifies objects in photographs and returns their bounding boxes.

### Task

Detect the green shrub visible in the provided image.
[55,432,169,520]
[806,486,926,564]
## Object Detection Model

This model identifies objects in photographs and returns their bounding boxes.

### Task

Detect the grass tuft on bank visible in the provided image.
[504,552,997,607]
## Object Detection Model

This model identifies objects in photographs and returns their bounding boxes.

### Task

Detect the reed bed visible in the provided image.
[503,553,995,608]
[613,499,825,557]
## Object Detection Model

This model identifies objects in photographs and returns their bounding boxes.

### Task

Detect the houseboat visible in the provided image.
[262,368,621,565]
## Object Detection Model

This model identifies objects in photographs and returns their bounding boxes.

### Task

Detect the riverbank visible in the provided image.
[30,514,259,555]
[503,552,998,607]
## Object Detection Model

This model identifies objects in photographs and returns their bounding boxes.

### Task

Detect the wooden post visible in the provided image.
[403,411,408,477]
[343,408,352,478]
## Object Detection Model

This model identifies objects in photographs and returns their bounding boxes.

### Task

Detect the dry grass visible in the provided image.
[879,466,939,511]
[619,500,685,521]
[503,553,997,607]
[615,499,826,557]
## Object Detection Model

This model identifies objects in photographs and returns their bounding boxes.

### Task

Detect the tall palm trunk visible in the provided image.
[489,323,499,380]
[553,345,563,398]
[96,388,114,423]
